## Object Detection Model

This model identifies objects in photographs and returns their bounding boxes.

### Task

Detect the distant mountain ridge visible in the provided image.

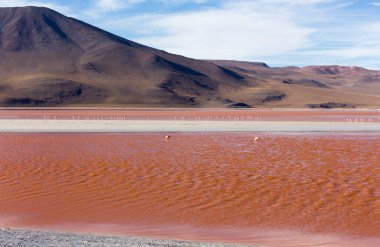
[1,6,380,108]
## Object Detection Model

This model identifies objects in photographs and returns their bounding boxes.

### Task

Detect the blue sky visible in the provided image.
[2,0,380,69]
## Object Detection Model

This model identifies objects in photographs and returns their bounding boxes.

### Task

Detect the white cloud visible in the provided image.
[261,0,334,4]
[94,0,144,11]
[82,0,380,68]
[86,0,145,16]
[0,0,71,14]
[310,22,380,58]
[160,0,208,3]
[156,0,208,3]
[5,0,376,68]
[89,0,208,14]
[104,1,313,60]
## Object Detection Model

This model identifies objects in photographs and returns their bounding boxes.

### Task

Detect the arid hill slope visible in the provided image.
[207,60,380,108]
[0,6,249,107]
[0,6,380,108]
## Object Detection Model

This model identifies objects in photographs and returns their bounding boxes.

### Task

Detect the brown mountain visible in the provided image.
[0,6,249,107]
[1,6,380,108]
[208,61,380,108]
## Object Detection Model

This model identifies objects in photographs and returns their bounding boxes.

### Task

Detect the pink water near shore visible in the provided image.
[0,132,379,246]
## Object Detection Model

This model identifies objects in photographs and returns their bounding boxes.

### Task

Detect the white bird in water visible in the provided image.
[165,135,171,141]
[253,137,259,142]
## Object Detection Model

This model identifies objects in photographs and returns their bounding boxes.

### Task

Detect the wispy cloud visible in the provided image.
[2,0,379,68]
[261,0,334,4]
[310,21,380,58]
[102,1,315,60]
[0,0,71,14]
[94,0,144,11]
[88,0,208,15]
[156,0,208,4]
[86,0,145,16]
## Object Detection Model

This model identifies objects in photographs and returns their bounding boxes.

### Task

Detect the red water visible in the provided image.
[0,133,379,246]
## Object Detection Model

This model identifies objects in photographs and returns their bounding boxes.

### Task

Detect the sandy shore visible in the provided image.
[0,228,241,247]
[0,119,380,132]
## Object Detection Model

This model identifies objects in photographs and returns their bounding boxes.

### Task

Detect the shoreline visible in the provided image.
[2,226,379,247]
[0,119,380,132]
[0,228,241,247]
[1,109,380,122]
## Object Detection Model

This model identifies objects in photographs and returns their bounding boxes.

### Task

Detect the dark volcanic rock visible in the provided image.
[261,92,286,103]
[282,79,329,88]
[3,98,45,106]
[5,78,106,106]
[305,102,355,109]
[252,90,286,103]
[228,103,252,108]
